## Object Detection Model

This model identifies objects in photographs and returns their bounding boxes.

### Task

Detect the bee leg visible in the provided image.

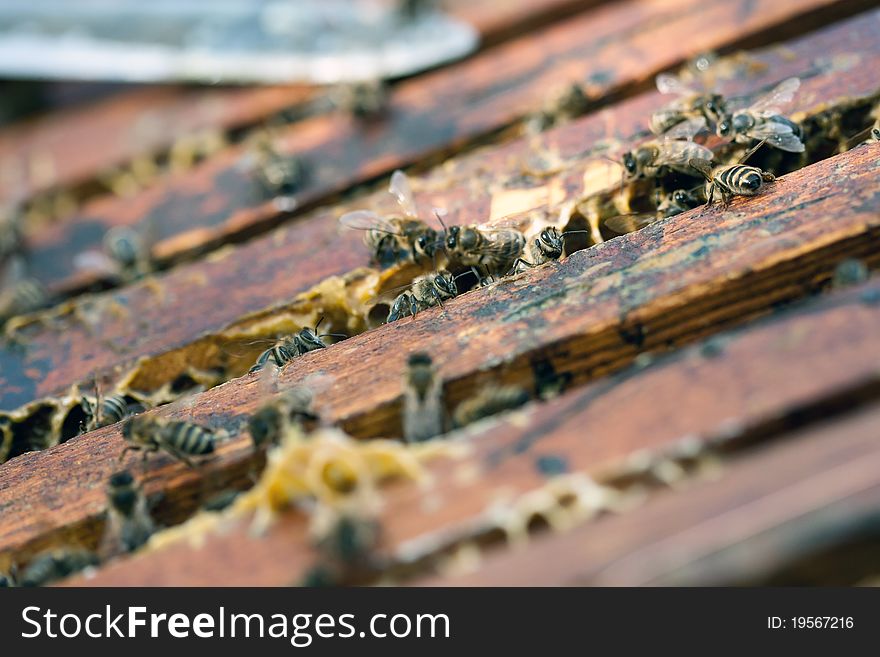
[118,444,138,462]
[168,447,198,469]
[706,183,715,206]
[508,258,535,275]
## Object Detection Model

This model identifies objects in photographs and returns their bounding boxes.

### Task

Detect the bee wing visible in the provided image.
[655,72,697,96]
[661,116,708,141]
[389,170,418,218]
[655,140,713,167]
[73,249,122,277]
[687,158,714,180]
[338,210,399,235]
[748,77,800,115]
[603,214,658,235]
[258,363,281,396]
[1,254,27,286]
[747,120,805,153]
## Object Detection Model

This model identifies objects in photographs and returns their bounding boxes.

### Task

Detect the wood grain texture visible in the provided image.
[2,143,879,573]
[64,277,880,585]
[414,403,880,586]
[3,8,879,413]
[19,0,871,293]
[0,0,592,207]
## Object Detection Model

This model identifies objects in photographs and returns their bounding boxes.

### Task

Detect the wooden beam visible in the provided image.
[20,0,871,294]
[65,277,880,585]
[414,403,880,586]
[1,142,878,573]
[3,8,878,415]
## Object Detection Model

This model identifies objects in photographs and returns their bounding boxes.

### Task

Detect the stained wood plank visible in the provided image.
[414,403,880,586]
[2,144,879,572]
[64,277,880,585]
[3,9,878,414]
[20,0,870,294]
[0,0,586,207]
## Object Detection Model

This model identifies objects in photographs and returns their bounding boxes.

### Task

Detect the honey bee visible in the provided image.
[121,414,216,468]
[0,206,22,261]
[452,384,529,428]
[656,187,704,217]
[872,119,880,142]
[81,377,147,432]
[846,118,880,148]
[333,80,390,120]
[249,386,320,449]
[689,140,775,205]
[402,352,445,442]
[251,131,308,197]
[621,138,713,181]
[73,224,154,284]
[387,270,458,323]
[510,226,592,272]
[716,78,804,152]
[651,70,729,135]
[249,318,346,373]
[0,255,48,323]
[101,470,155,556]
[339,170,441,267]
[444,223,527,278]
[301,511,382,586]
[19,549,98,587]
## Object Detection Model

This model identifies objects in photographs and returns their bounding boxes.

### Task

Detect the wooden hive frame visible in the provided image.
[0,0,878,586]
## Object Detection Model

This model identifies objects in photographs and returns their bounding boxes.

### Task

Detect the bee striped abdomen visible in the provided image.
[101,395,130,425]
[716,165,766,195]
[165,421,215,454]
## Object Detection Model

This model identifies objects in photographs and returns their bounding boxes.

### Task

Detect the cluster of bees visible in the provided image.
[5,52,880,585]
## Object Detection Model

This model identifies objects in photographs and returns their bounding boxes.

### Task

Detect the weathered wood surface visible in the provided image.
[0,0,593,208]
[415,402,880,586]
[20,0,870,294]
[3,9,878,414]
[64,277,880,586]
[2,144,879,571]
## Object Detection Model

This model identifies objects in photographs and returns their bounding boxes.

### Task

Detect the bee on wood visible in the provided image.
[650,69,729,136]
[453,385,529,428]
[689,140,775,205]
[73,224,155,284]
[249,317,346,373]
[301,511,383,586]
[339,170,441,268]
[249,387,321,449]
[526,83,590,133]
[101,470,155,556]
[402,352,445,442]
[19,549,98,587]
[250,131,308,197]
[387,270,458,323]
[333,81,390,120]
[444,222,527,279]
[620,138,713,181]
[81,377,147,432]
[0,206,22,262]
[0,255,48,323]
[510,226,592,272]
[120,414,216,468]
[656,187,704,217]
[716,78,804,153]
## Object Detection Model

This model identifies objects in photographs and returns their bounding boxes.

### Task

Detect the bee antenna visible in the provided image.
[319,332,348,340]
[314,316,325,331]
[432,209,448,234]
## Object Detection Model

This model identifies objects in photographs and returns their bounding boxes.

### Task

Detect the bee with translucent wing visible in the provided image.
[249,317,347,373]
[386,269,459,323]
[0,255,48,323]
[689,140,776,206]
[403,352,445,443]
[651,69,729,136]
[620,137,714,181]
[716,78,805,153]
[100,470,155,557]
[339,170,441,268]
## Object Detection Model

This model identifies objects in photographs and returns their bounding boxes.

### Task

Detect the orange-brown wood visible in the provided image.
[64,277,880,585]
[413,403,880,586]
[3,9,878,415]
[2,143,879,573]
[19,0,870,293]
[0,0,594,207]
